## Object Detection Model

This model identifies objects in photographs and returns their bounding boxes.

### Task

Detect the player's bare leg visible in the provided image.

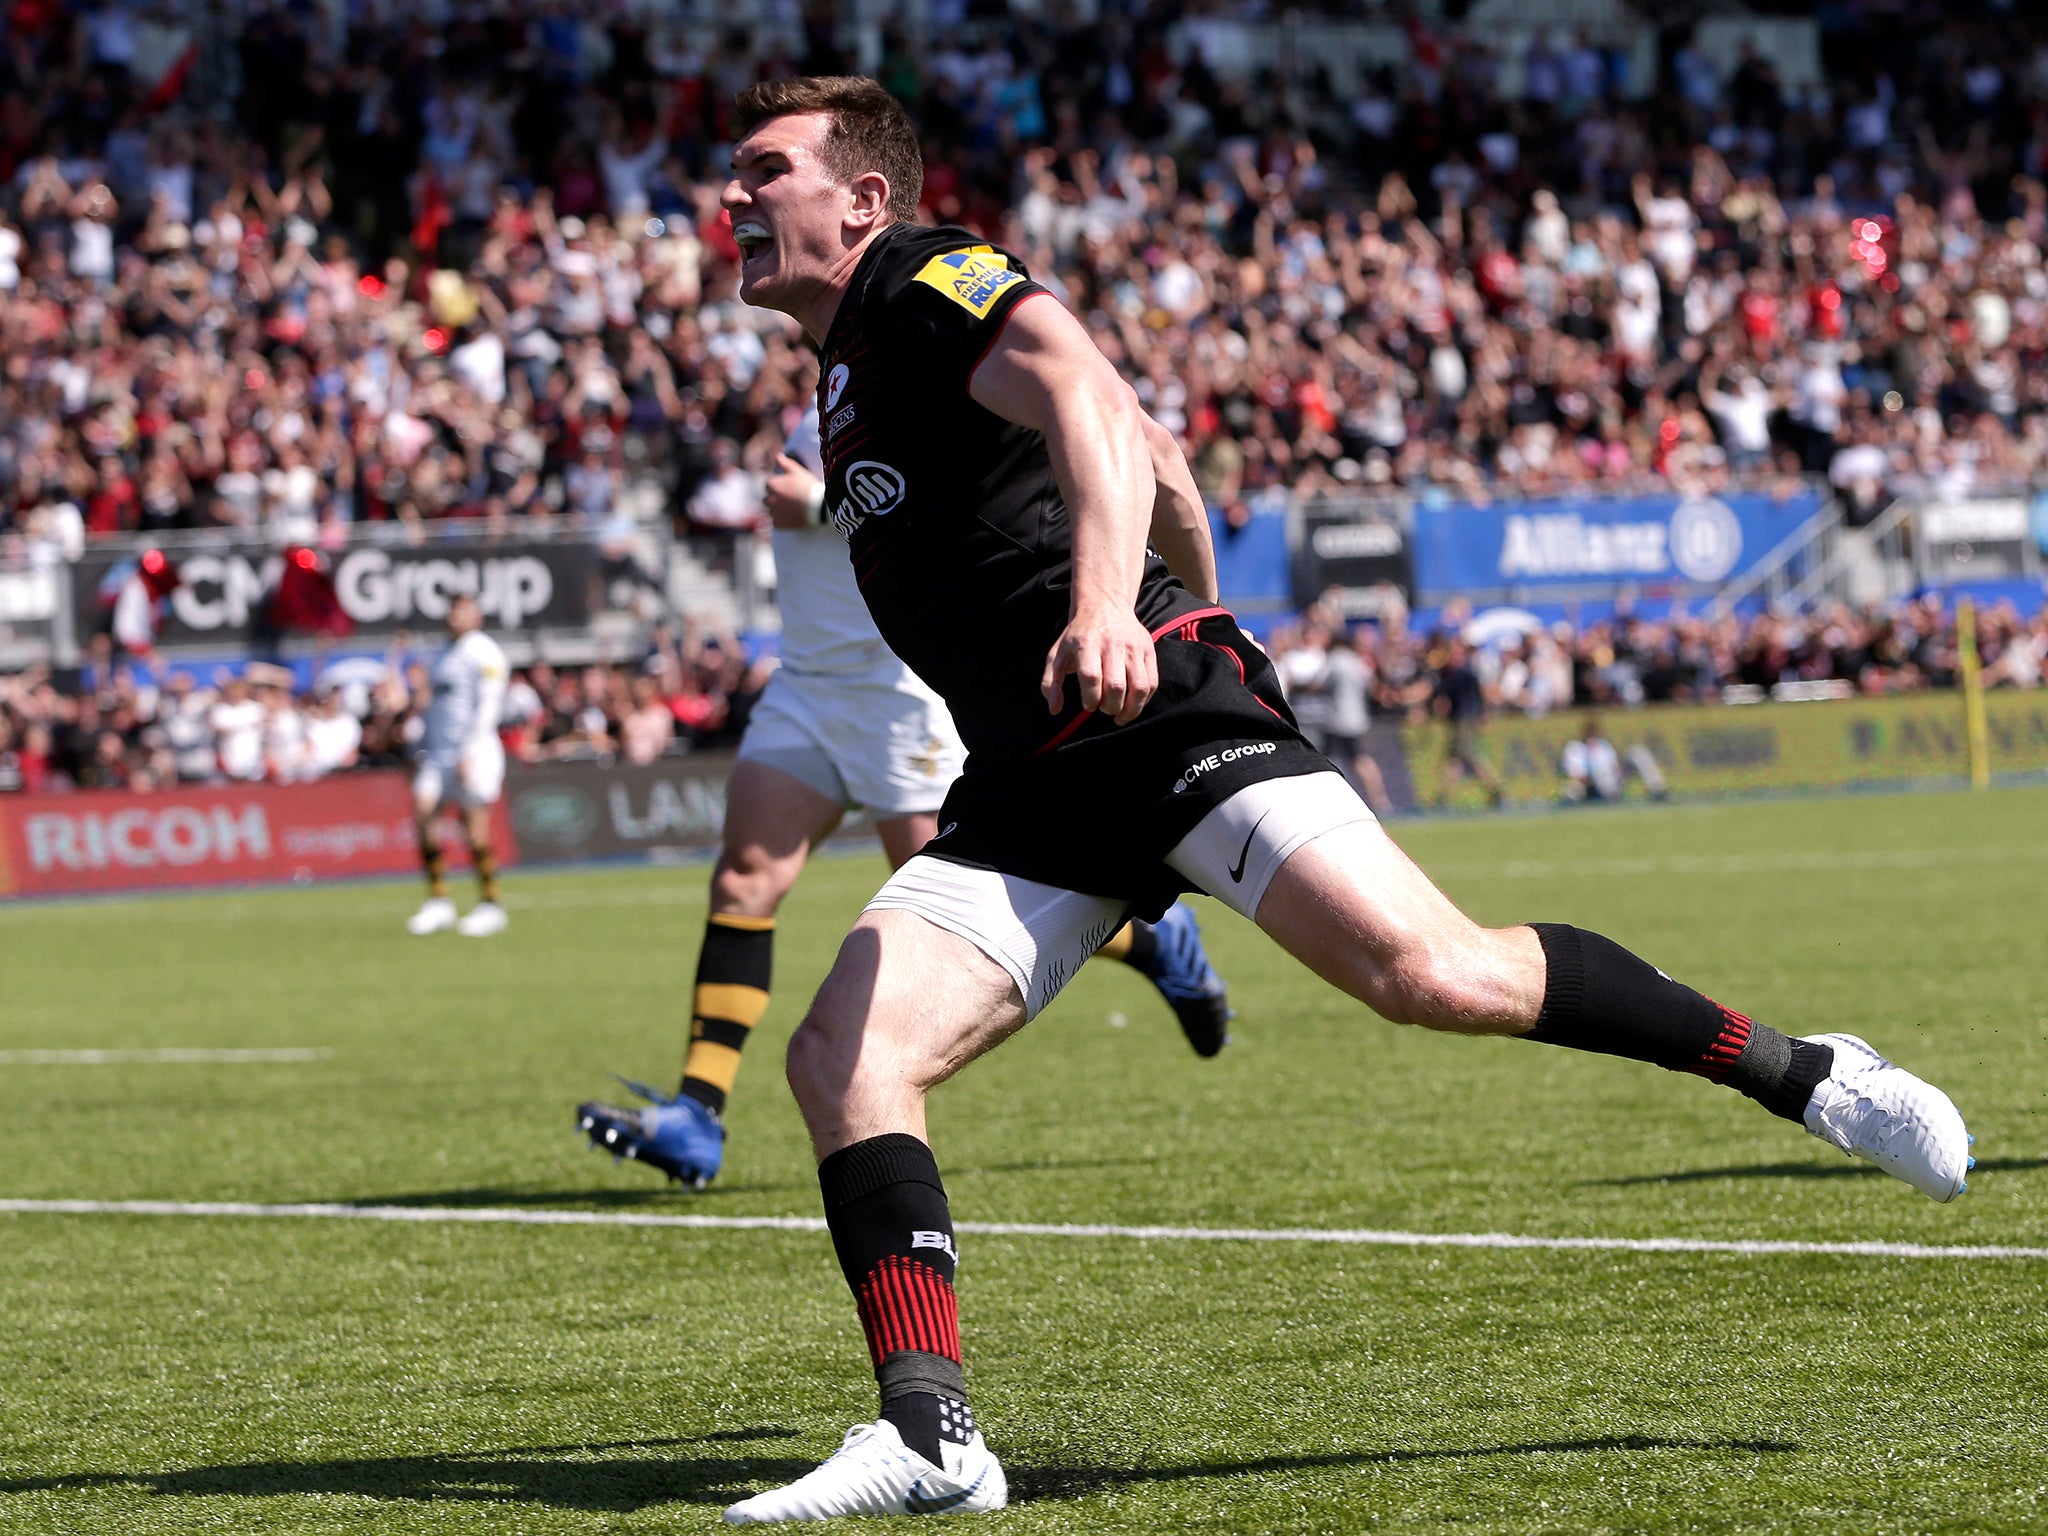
[455,804,507,936]
[580,762,850,1185]
[713,761,855,915]
[872,798,1223,1055]
[874,808,937,870]
[405,797,458,936]
[786,910,1024,1153]
[725,912,1019,1523]
[1252,818,1970,1199]
[1251,819,1544,1034]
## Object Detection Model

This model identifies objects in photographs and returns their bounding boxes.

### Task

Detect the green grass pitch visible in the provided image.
[2,785,2045,1534]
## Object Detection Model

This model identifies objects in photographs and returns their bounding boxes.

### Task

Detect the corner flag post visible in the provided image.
[1956,596,1990,792]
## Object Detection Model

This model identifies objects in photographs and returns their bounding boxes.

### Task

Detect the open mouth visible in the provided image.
[733,220,774,266]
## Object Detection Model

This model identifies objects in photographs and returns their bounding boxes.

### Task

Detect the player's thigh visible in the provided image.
[456,739,506,807]
[789,906,1027,1154]
[1165,771,1539,1032]
[452,748,504,833]
[792,856,1126,1109]
[411,762,454,831]
[802,906,1025,1088]
[716,759,847,906]
[874,811,938,869]
[1255,820,1542,1033]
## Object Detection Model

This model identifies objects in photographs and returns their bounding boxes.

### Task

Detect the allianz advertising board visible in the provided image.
[1411,490,1821,600]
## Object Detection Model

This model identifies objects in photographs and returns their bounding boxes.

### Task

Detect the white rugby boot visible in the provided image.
[1800,1033,1973,1202]
[723,1420,1007,1523]
[456,901,508,937]
[406,897,458,935]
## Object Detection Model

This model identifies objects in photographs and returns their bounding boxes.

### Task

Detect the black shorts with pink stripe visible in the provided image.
[920,606,1332,920]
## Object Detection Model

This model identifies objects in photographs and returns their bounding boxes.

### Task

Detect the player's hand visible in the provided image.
[1041,608,1158,726]
[763,454,821,530]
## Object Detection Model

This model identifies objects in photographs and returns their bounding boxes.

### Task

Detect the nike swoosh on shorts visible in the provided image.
[1228,811,1272,883]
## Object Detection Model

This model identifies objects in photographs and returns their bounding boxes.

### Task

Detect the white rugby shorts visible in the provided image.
[738,666,965,819]
[864,771,1374,1019]
[413,739,506,812]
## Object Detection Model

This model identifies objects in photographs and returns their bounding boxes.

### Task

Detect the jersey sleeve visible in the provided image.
[891,242,1051,394]
[469,638,510,743]
[785,405,824,478]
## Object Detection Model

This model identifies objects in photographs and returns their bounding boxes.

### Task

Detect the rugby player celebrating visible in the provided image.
[575,402,1235,1189]
[712,78,1973,1523]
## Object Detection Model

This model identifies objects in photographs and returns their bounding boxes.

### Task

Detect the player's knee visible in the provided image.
[711,850,791,917]
[1375,940,1522,1034]
[785,1003,862,1114]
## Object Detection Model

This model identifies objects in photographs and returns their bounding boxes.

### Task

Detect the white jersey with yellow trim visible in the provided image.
[421,628,510,764]
[772,406,927,683]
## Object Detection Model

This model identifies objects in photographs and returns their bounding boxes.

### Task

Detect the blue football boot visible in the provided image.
[1142,902,1234,1058]
[577,1077,725,1189]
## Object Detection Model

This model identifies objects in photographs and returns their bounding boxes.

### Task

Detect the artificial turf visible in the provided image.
[1,785,2043,1533]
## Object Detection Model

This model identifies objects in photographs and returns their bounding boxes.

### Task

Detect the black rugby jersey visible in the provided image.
[817,222,1326,910]
[816,221,1207,761]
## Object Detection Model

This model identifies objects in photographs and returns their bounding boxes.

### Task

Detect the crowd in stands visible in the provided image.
[7,586,2044,797]
[0,620,767,794]
[5,1,2048,557]
[5,2,2048,798]
[1269,586,2048,738]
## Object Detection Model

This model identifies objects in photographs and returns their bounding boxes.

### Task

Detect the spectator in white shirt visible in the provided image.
[685,439,763,533]
[303,689,364,778]
[209,677,266,781]
[261,681,310,782]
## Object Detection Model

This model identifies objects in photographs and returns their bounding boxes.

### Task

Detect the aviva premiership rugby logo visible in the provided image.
[913,247,1025,317]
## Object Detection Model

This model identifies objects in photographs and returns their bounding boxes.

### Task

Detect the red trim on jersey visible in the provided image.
[826,424,874,464]
[1032,705,1096,756]
[1191,617,1290,726]
[1032,608,1248,755]
[1151,605,1231,639]
[965,288,1060,395]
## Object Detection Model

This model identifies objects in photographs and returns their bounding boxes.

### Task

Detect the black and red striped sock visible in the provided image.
[818,1134,973,1464]
[1527,924,1832,1121]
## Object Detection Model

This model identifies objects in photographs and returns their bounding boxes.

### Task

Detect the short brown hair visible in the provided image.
[732,76,923,221]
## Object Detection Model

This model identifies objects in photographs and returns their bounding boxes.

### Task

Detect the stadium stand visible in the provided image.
[4,2,2048,796]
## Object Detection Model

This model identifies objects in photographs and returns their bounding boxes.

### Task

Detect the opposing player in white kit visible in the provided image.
[406,595,512,938]
[576,405,1235,1187]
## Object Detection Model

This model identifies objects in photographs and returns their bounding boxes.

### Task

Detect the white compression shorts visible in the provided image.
[737,667,965,820]
[412,739,507,812]
[863,771,1374,1019]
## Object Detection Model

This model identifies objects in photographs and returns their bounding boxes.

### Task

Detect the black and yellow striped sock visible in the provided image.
[421,838,448,899]
[1096,920,1159,976]
[679,912,774,1116]
[470,840,500,904]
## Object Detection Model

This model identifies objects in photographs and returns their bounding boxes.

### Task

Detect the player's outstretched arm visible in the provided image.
[1143,414,1219,603]
[970,294,1158,724]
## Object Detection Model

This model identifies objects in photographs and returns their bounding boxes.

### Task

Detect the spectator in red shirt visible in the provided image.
[83,458,139,535]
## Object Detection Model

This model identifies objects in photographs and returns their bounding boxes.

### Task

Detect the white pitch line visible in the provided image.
[0,1048,334,1066]
[0,1199,2040,1262]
